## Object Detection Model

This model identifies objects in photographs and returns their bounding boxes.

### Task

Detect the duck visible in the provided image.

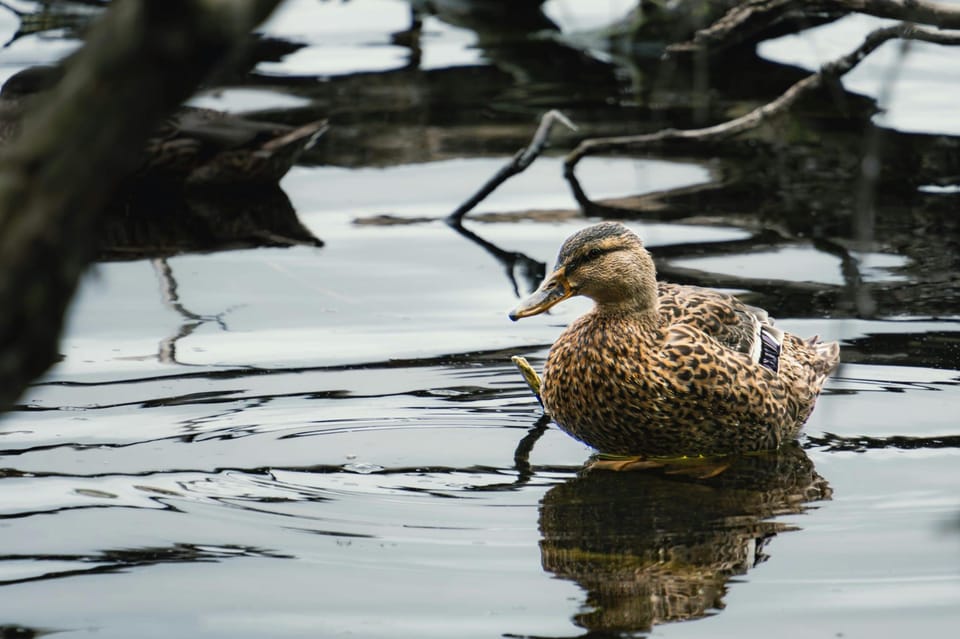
[0,64,327,187]
[509,222,840,457]
[138,108,327,187]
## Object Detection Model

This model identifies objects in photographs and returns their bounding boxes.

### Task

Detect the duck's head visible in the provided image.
[509,222,657,320]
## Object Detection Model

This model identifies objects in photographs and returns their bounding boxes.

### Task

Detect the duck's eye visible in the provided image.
[567,247,608,272]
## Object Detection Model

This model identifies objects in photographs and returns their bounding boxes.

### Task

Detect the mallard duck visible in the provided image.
[509,222,839,457]
[0,65,327,187]
[139,108,327,187]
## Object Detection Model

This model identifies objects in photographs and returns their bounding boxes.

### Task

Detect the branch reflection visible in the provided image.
[447,219,546,296]
[152,257,232,365]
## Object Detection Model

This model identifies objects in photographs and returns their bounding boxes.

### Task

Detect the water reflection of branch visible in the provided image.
[0,542,289,588]
[390,3,422,69]
[840,330,960,370]
[447,219,546,296]
[652,229,787,257]
[513,414,550,482]
[655,262,842,316]
[806,432,960,452]
[152,258,233,364]
[353,214,546,296]
[811,236,876,317]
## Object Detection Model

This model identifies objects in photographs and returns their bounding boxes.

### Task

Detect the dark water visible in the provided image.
[0,1,958,637]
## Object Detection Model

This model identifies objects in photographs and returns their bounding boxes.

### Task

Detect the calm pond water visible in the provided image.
[1,1,958,637]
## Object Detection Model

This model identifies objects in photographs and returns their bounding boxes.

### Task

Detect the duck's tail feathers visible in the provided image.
[806,335,841,376]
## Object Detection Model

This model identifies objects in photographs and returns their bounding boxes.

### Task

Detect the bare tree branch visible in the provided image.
[564,23,960,211]
[676,0,960,52]
[447,109,576,224]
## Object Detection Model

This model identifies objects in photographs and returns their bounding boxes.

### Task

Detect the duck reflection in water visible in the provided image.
[537,443,829,635]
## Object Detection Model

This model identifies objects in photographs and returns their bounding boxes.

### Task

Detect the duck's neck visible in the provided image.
[581,247,660,325]
[592,287,660,326]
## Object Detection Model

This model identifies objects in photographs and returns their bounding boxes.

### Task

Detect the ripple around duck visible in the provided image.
[0,351,957,639]
[4,302,960,639]
[803,362,960,441]
[0,356,581,532]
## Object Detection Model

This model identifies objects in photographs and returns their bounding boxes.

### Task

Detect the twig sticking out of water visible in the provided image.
[563,23,960,212]
[446,109,577,224]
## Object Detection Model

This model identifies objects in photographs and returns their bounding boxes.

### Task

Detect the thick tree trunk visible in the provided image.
[0,0,283,412]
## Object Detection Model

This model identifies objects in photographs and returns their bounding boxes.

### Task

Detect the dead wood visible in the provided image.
[446,109,576,224]
[563,23,960,214]
[674,0,960,53]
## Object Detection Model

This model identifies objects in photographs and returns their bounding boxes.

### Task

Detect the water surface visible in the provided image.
[0,1,958,637]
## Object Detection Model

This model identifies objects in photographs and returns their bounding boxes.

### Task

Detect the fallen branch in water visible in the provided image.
[563,23,960,213]
[671,0,960,53]
[446,109,576,224]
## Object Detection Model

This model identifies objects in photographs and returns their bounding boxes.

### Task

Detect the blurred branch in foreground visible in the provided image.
[0,0,283,413]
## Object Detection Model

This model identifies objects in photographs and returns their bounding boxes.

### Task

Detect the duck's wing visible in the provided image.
[657,283,784,370]
[657,323,800,446]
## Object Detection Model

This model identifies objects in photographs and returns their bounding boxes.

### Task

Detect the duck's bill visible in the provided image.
[508,269,572,320]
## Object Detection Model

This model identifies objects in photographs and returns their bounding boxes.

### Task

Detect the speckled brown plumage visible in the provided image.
[0,65,327,188]
[510,222,840,457]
